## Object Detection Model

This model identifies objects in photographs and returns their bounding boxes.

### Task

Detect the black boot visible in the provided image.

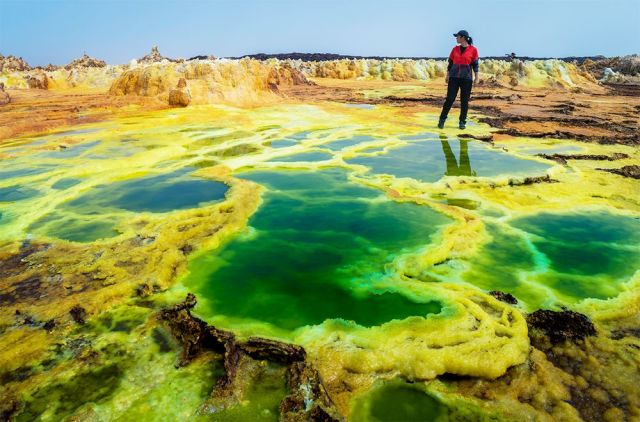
[438,118,446,129]
[459,120,466,130]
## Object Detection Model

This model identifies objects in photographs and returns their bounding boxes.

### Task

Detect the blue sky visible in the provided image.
[1,0,638,66]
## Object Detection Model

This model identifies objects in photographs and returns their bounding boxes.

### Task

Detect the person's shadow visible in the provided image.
[440,134,476,177]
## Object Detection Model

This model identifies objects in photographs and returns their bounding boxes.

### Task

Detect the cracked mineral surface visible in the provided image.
[1,57,639,421]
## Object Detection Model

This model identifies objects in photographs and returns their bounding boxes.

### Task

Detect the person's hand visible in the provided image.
[445,74,449,84]
[474,76,479,85]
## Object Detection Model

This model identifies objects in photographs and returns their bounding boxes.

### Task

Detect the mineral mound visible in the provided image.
[108,59,313,105]
[167,77,191,107]
[0,54,31,72]
[64,53,107,70]
[137,45,177,64]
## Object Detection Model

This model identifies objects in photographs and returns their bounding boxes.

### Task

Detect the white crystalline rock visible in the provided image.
[601,67,618,81]
[301,383,313,411]
[360,60,370,79]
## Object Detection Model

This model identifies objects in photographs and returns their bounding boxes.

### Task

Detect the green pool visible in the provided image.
[183,168,449,335]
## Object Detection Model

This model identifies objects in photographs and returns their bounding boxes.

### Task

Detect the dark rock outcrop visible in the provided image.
[158,294,342,420]
[43,64,59,72]
[188,55,217,61]
[267,64,315,92]
[0,54,31,72]
[157,293,230,365]
[508,175,558,186]
[280,361,341,421]
[138,46,175,64]
[64,53,107,70]
[489,290,518,304]
[527,309,596,344]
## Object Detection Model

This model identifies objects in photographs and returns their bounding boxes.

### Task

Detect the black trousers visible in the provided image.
[439,77,473,123]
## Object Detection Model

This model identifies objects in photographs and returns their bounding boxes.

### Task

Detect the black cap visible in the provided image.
[453,30,470,38]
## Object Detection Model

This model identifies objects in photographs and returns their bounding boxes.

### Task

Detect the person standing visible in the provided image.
[438,30,479,130]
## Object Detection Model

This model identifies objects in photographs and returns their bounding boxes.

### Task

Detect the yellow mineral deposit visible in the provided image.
[0,51,638,421]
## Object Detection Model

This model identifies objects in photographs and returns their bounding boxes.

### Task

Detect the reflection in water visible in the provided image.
[440,134,476,177]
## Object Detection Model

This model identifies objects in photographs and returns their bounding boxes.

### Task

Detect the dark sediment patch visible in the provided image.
[489,291,518,304]
[69,305,87,325]
[547,103,576,114]
[1,365,37,385]
[0,243,44,280]
[537,152,629,165]
[526,309,596,344]
[379,95,442,106]
[446,336,637,422]
[478,114,634,134]
[610,328,640,340]
[0,398,20,421]
[527,318,637,422]
[474,107,640,146]
[473,93,522,101]
[151,327,175,353]
[597,164,640,179]
[508,174,558,186]
[603,82,640,97]
[42,319,56,332]
[10,310,56,332]
[490,126,640,146]
[0,277,42,306]
[469,104,503,115]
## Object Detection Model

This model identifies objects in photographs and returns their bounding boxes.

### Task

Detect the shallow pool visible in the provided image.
[347,135,550,181]
[183,168,448,333]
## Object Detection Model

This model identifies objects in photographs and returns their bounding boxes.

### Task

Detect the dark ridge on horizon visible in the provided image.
[227,52,612,63]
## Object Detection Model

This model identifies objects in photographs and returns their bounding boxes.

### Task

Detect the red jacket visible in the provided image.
[448,45,479,80]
